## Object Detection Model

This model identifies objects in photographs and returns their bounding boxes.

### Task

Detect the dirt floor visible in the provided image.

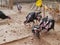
[0,3,60,45]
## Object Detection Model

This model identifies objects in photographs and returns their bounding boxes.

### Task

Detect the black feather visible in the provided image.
[0,11,11,19]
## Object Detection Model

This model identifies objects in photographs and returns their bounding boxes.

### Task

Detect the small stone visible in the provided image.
[13,31,16,33]
[31,38,34,40]
[11,30,16,33]
[5,31,8,33]
[8,23,10,25]
[3,39,6,41]
[24,42,27,44]
[57,38,59,40]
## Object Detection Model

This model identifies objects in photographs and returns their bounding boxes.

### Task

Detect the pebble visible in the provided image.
[3,39,6,41]
[24,42,27,44]
[11,30,16,33]
[5,31,8,33]
[57,38,59,40]
[8,23,10,25]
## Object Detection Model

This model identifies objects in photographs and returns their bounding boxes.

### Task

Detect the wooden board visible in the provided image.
[0,22,31,44]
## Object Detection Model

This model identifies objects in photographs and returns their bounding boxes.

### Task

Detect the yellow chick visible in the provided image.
[36,0,42,7]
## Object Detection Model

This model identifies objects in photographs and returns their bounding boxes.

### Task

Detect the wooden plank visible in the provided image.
[9,0,13,9]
